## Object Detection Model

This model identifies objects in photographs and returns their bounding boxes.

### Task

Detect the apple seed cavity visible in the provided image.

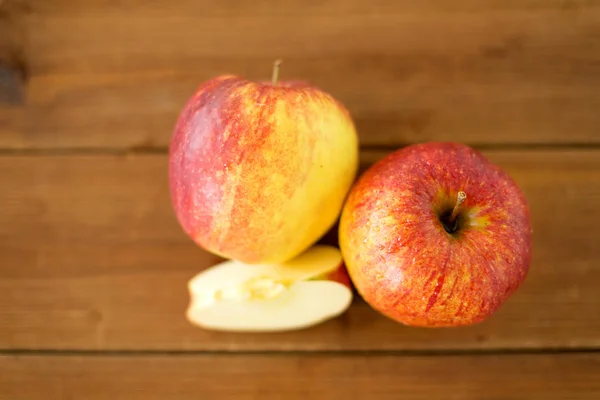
[215,275,288,302]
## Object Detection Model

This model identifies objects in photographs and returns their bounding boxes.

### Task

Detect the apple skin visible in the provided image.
[169,75,359,264]
[311,262,353,291]
[339,142,533,327]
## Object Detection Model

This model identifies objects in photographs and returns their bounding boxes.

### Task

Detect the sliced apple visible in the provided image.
[185,245,353,332]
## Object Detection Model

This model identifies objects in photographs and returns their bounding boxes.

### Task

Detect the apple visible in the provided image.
[186,245,353,332]
[338,142,532,327]
[310,260,353,290]
[169,61,359,264]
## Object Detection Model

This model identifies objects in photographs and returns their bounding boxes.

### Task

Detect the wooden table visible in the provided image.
[1,1,600,399]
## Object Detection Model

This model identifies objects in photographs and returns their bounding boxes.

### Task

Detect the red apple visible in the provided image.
[169,61,359,264]
[338,142,533,327]
[310,260,354,291]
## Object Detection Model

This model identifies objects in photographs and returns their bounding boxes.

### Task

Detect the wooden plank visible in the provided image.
[7,0,600,149]
[32,0,598,15]
[1,149,599,351]
[1,353,599,399]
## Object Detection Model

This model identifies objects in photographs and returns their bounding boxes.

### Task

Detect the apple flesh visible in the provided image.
[186,245,353,332]
[339,142,532,327]
[169,65,359,265]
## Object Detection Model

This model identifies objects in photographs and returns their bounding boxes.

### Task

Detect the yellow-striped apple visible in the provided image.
[339,142,532,327]
[169,62,359,264]
[186,245,353,332]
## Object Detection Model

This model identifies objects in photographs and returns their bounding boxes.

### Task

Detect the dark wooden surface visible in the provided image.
[1,0,600,398]
[1,150,599,352]
[2,353,600,400]
[3,0,600,148]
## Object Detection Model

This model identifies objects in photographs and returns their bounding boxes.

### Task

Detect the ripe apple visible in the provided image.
[169,61,359,264]
[338,142,533,327]
[186,245,353,332]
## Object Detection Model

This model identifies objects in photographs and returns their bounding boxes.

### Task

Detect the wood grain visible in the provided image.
[1,353,599,400]
[3,0,600,148]
[0,0,27,106]
[30,0,600,15]
[1,149,599,351]
[0,65,24,105]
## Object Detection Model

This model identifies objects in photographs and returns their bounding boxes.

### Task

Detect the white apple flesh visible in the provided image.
[186,245,353,332]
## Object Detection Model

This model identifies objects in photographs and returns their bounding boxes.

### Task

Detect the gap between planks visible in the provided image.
[0,142,600,157]
[2,347,600,358]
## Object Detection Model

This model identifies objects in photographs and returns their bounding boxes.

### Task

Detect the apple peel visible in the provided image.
[186,245,353,332]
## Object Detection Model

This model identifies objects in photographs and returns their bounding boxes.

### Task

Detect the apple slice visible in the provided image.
[186,245,353,332]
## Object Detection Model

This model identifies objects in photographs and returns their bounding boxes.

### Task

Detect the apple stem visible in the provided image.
[271,59,282,85]
[448,191,467,226]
